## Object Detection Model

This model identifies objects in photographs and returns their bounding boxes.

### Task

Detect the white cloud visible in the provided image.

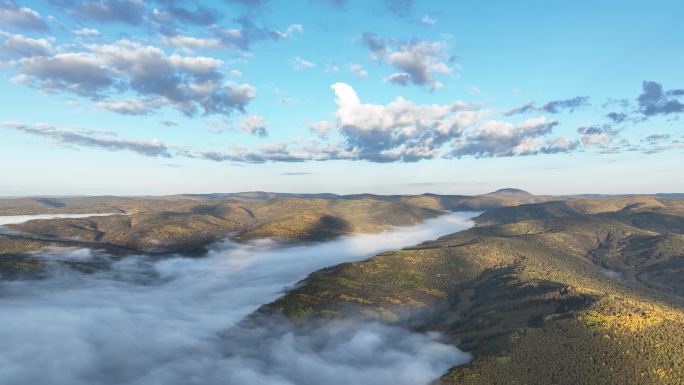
[161,35,222,51]
[363,35,453,90]
[95,98,166,115]
[1,33,53,59]
[274,23,304,39]
[420,15,437,26]
[0,2,47,31]
[349,63,368,78]
[325,63,340,73]
[73,27,99,36]
[9,39,256,117]
[331,82,486,161]
[290,56,316,70]
[2,121,171,157]
[450,117,574,157]
[237,114,269,137]
[308,120,333,138]
[577,125,618,147]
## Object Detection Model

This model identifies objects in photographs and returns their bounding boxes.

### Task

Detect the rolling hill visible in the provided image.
[2,191,683,384]
[257,197,684,385]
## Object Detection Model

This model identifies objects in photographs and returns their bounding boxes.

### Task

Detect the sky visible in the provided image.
[0,0,682,196]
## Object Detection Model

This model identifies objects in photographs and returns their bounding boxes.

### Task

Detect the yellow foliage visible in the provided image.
[339,294,372,305]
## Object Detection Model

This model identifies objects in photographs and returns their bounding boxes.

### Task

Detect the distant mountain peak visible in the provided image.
[488,188,533,196]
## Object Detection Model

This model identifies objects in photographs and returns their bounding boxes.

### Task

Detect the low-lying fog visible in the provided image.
[0,212,476,385]
[0,213,122,226]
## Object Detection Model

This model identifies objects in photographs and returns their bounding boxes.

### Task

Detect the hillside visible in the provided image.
[258,198,684,385]
[474,196,680,226]
[0,197,442,257]
[0,189,554,259]
[2,193,684,382]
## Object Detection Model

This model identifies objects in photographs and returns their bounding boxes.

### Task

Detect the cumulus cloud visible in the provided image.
[362,33,387,59]
[577,125,619,147]
[385,41,451,90]
[637,80,684,116]
[504,96,589,115]
[450,117,573,157]
[9,39,256,117]
[308,120,333,138]
[1,121,171,157]
[362,34,453,90]
[237,114,269,137]
[0,212,475,385]
[179,84,582,164]
[7,77,639,163]
[331,82,486,161]
[0,33,53,60]
[0,1,48,31]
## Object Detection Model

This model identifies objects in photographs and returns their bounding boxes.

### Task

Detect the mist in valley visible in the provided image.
[0,212,476,385]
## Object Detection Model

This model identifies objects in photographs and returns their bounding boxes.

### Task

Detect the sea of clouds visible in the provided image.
[0,212,476,385]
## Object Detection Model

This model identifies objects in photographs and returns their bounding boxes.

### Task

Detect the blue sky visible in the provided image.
[0,0,682,196]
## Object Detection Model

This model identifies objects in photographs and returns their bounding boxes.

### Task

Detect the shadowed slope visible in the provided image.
[0,197,441,257]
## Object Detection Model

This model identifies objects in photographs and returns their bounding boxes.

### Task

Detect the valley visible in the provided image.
[0,191,682,384]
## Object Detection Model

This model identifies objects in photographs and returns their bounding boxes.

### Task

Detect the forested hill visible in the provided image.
[259,197,684,385]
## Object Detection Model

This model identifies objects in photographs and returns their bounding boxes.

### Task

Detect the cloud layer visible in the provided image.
[450,117,575,157]
[0,212,476,385]
[2,121,171,157]
[0,1,47,31]
[6,39,256,117]
[13,81,671,163]
[504,96,590,116]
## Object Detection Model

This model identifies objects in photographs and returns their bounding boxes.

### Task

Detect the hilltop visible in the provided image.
[257,197,684,385]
